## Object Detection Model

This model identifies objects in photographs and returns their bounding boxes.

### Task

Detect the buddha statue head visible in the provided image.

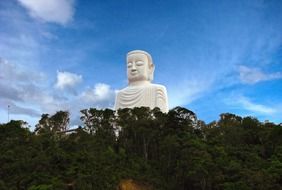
[126,50,155,85]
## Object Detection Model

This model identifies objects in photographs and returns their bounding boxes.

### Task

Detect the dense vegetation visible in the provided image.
[0,107,281,190]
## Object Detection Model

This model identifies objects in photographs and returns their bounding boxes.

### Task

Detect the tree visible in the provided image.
[35,111,70,134]
[1,107,281,189]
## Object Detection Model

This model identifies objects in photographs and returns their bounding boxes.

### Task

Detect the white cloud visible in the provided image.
[80,83,115,104]
[0,59,64,114]
[239,65,282,84]
[168,78,213,108]
[0,59,53,123]
[10,103,40,117]
[231,95,276,115]
[0,57,43,83]
[238,96,276,115]
[0,99,40,118]
[0,33,41,69]
[63,83,116,126]
[0,58,116,127]
[17,0,75,25]
[0,58,45,102]
[55,71,82,90]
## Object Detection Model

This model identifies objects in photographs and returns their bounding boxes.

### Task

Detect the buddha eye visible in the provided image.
[127,62,132,68]
[136,61,144,66]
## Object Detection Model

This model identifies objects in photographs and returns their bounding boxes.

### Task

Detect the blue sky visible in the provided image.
[0,0,282,127]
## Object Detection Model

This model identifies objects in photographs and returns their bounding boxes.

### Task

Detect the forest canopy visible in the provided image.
[0,107,281,190]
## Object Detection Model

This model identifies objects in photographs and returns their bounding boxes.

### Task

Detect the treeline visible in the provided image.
[0,107,282,190]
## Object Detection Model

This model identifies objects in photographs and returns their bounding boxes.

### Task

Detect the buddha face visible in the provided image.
[127,52,154,83]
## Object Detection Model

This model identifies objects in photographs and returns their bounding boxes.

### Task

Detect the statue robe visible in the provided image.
[114,84,168,113]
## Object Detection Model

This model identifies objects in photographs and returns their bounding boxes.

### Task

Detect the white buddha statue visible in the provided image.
[114,50,169,113]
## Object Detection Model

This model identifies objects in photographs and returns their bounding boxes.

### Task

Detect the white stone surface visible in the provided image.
[115,50,169,112]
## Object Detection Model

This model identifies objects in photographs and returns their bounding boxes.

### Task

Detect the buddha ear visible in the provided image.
[149,63,155,81]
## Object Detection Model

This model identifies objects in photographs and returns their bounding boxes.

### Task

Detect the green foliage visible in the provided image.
[28,184,53,190]
[35,111,70,134]
[0,108,281,190]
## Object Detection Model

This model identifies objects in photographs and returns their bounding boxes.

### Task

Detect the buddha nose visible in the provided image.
[131,63,136,70]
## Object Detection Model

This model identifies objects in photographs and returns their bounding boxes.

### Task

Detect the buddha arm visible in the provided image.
[156,86,169,113]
